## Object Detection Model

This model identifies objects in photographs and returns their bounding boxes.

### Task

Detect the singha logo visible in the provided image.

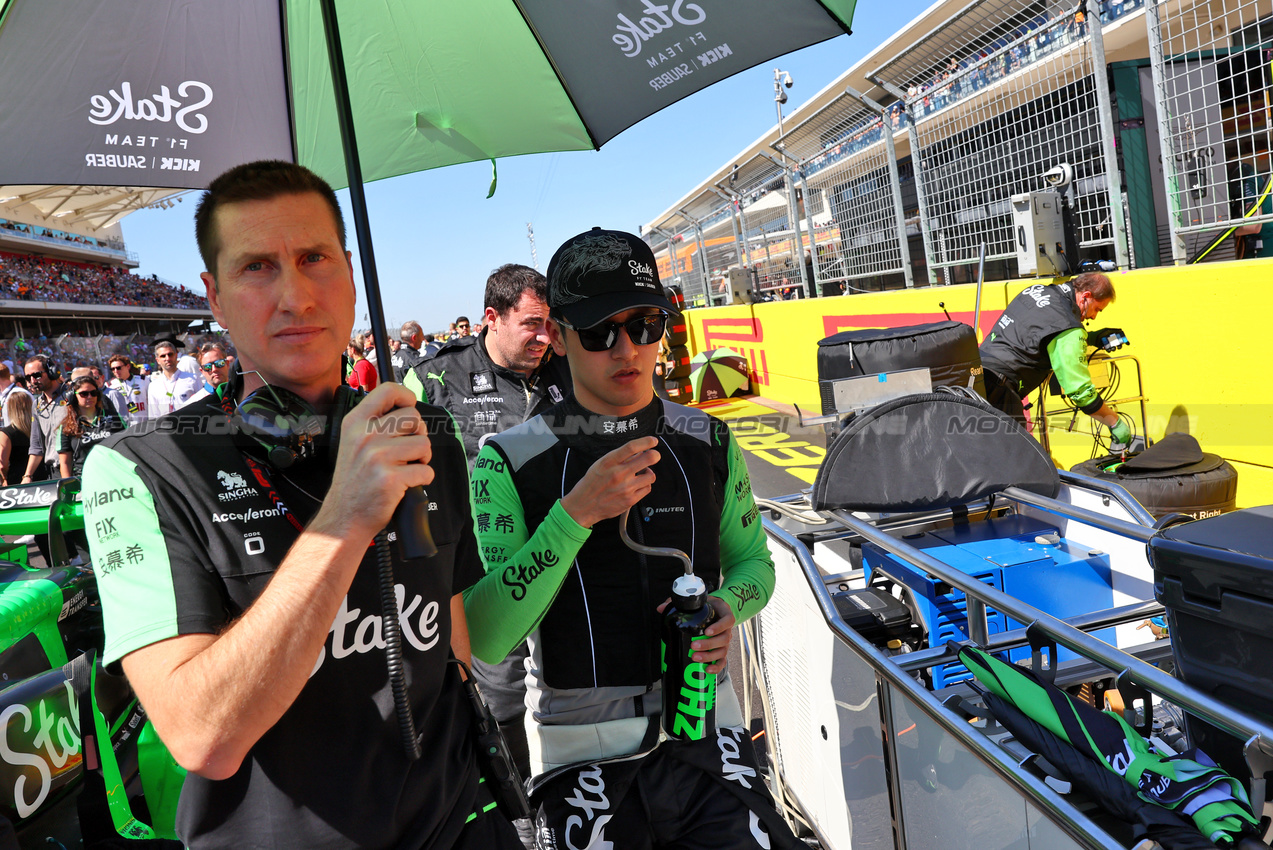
[217,470,248,491]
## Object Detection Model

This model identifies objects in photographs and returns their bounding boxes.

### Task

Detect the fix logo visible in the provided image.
[470,370,496,394]
[471,478,491,504]
[94,516,119,543]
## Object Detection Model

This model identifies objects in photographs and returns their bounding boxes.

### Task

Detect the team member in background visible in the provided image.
[22,355,68,483]
[0,391,32,485]
[0,362,32,428]
[979,272,1130,444]
[393,320,427,382]
[453,316,471,338]
[463,228,799,849]
[58,376,126,478]
[81,160,519,849]
[145,340,200,417]
[182,340,236,408]
[108,354,149,424]
[408,263,571,847]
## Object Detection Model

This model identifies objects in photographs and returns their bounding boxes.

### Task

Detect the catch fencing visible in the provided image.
[645,0,1268,299]
[1146,0,1273,262]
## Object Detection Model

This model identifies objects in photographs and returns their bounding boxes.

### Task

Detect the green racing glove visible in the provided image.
[1110,419,1132,445]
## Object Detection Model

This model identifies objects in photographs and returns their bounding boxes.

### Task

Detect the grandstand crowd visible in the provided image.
[0,252,207,309]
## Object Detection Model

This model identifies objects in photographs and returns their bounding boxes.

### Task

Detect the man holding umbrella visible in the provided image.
[463,228,800,848]
[81,161,520,849]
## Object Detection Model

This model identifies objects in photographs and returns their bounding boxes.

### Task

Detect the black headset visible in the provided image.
[218,364,364,470]
[30,355,61,382]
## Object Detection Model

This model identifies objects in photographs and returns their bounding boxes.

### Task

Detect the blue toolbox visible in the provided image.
[864,514,1114,687]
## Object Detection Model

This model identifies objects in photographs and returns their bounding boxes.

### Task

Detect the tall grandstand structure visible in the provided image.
[0,184,212,369]
[645,0,1273,305]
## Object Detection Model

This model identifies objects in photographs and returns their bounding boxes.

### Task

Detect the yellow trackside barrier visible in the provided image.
[684,258,1273,508]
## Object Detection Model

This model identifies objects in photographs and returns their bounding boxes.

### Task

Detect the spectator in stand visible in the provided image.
[59,376,126,478]
[0,253,208,309]
[0,362,32,428]
[146,341,200,417]
[0,391,32,485]
[346,335,377,390]
[107,354,149,424]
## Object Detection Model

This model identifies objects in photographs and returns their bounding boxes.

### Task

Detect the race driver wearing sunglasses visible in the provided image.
[462,229,795,848]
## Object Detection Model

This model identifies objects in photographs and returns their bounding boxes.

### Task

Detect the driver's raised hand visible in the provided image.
[560,437,659,529]
[314,382,433,540]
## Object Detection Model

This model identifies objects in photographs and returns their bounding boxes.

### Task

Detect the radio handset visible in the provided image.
[393,487,437,560]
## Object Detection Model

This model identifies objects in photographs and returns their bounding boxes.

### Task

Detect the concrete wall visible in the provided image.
[684,258,1273,507]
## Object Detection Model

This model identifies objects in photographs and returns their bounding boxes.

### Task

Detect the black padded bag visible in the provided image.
[817,321,985,435]
[812,393,1059,512]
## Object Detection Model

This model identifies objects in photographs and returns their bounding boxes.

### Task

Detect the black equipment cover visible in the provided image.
[816,321,985,421]
[1120,433,1222,476]
[811,393,1059,512]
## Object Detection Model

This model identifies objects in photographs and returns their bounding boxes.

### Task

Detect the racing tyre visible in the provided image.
[664,317,689,348]
[1069,456,1239,520]
[664,377,693,402]
[665,345,691,380]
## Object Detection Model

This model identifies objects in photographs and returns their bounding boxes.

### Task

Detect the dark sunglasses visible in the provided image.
[201,358,229,372]
[76,390,99,399]
[560,313,667,352]
[110,363,129,371]
[26,370,47,378]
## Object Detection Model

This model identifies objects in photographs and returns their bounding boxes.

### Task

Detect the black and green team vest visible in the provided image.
[486,397,730,691]
[979,281,1083,395]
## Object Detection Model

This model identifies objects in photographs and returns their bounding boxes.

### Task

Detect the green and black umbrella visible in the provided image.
[689,348,752,402]
[960,644,1261,846]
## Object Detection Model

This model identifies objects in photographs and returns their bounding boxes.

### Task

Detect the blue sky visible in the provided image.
[122,2,933,335]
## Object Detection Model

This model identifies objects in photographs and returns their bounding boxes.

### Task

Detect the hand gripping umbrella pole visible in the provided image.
[320,0,435,760]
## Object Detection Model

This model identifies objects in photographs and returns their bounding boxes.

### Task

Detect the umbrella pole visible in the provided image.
[318,0,394,387]
[319,0,432,762]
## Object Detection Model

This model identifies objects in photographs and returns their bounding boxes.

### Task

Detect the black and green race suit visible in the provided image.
[462,395,773,735]
[81,397,490,849]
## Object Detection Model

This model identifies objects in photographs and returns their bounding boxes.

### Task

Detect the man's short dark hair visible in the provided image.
[454,316,470,325]
[400,321,423,343]
[1073,272,1115,302]
[200,340,234,358]
[195,160,346,277]
[424,333,435,343]
[484,264,547,317]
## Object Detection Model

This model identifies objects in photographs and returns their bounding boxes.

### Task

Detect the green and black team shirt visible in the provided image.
[980,282,1106,414]
[462,395,774,726]
[82,397,485,850]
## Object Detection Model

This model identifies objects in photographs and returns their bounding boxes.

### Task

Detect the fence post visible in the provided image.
[878,79,937,284]
[847,86,915,288]
[796,169,823,296]
[1087,0,1131,268]
[762,153,810,296]
[709,187,747,277]
[1144,0,1188,264]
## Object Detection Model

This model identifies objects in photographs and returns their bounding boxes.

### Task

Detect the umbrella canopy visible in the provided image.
[0,0,855,190]
[959,644,1261,846]
[689,348,751,402]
